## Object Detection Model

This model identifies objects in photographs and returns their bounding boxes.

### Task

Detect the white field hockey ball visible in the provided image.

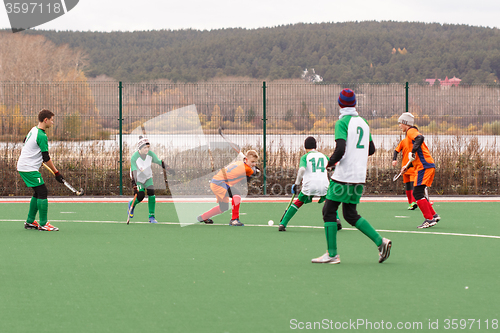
[268,220,274,226]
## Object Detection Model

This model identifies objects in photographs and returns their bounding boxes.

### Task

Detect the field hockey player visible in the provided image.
[398,112,440,229]
[128,136,172,224]
[279,136,341,232]
[392,138,418,210]
[197,150,260,226]
[17,109,62,231]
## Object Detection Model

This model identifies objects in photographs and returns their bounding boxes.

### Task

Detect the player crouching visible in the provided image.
[197,150,260,226]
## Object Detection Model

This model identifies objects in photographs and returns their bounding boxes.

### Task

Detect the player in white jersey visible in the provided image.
[128,136,173,223]
[312,89,392,264]
[278,137,340,231]
[17,109,64,231]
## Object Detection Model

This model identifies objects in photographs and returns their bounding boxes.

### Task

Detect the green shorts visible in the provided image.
[19,171,45,187]
[137,178,154,191]
[298,192,326,204]
[326,180,364,204]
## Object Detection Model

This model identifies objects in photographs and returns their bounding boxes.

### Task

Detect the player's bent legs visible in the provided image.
[342,203,383,247]
[231,195,241,220]
[281,197,305,227]
[322,199,341,257]
[33,184,49,226]
[414,185,434,220]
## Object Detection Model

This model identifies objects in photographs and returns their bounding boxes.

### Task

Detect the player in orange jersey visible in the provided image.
[398,113,440,229]
[392,139,417,210]
[197,150,260,226]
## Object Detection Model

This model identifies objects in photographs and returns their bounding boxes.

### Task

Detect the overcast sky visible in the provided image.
[1,0,500,32]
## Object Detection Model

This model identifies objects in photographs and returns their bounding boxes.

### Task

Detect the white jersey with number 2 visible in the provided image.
[332,115,372,184]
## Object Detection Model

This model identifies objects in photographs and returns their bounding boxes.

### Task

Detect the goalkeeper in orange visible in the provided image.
[197,150,260,226]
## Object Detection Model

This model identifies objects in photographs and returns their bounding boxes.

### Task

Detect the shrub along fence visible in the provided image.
[1,81,500,196]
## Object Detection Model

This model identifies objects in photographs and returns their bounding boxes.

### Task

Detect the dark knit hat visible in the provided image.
[338,88,356,107]
[304,136,317,149]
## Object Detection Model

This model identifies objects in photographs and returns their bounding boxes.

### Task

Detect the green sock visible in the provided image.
[27,196,38,223]
[324,222,338,257]
[128,199,139,208]
[148,195,156,217]
[355,217,382,247]
[281,204,298,227]
[37,198,48,226]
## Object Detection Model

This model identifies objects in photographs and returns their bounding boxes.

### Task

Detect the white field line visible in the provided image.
[2,196,500,203]
[2,219,499,239]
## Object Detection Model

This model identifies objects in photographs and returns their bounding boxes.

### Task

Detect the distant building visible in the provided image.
[301,68,323,83]
[425,76,461,87]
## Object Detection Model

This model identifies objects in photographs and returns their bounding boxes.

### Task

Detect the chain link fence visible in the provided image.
[1,81,500,196]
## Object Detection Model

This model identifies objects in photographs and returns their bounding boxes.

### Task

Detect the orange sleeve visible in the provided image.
[395,140,404,153]
[406,128,420,142]
[245,163,254,176]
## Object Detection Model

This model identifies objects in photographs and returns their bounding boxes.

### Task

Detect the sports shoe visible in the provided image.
[311,253,340,264]
[408,202,418,210]
[148,216,158,224]
[229,219,244,226]
[417,218,437,229]
[378,238,392,263]
[24,221,40,230]
[128,201,135,219]
[278,224,286,231]
[38,222,59,231]
[433,214,441,222]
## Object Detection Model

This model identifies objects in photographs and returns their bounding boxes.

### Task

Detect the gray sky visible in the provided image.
[1,0,500,32]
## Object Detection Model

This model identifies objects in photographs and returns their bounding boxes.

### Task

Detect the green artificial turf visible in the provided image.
[0,200,499,332]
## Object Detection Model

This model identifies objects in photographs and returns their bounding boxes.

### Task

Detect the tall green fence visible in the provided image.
[1,81,500,196]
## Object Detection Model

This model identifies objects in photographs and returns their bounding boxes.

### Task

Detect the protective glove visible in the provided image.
[54,171,64,183]
[291,184,300,194]
[162,161,175,175]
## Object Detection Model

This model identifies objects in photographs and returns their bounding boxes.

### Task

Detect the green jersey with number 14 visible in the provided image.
[299,150,330,196]
[332,115,372,184]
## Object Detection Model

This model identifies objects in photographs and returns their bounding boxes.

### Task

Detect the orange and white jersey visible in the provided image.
[404,127,435,171]
[211,161,254,189]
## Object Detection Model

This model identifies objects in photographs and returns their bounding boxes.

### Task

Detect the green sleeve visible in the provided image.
[36,129,49,152]
[130,151,140,171]
[149,151,162,165]
[363,118,373,142]
[334,117,349,141]
[299,154,308,168]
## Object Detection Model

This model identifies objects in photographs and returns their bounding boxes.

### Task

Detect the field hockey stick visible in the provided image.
[127,193,137,225]
[218,126,244,157]
[279,192,296,223]
[393,153,415,181]
[42,163,84,196]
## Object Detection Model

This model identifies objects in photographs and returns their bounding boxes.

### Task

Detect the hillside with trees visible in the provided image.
[17,21,500,84]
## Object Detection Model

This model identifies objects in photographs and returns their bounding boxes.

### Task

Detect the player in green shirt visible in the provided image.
[312,89,392,264]
[128,136,171,223]
[17,109,64,231]
[279,137,341,231]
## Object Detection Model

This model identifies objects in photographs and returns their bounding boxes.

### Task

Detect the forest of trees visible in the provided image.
[12,21,500,84]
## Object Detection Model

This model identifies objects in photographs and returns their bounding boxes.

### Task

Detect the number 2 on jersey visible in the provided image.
[309,157,325,173]
[356,127,365,149]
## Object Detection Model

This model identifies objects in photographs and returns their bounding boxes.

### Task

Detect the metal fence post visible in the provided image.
[119,81,123,195]
[405,82,409,112]
[262,81,267,196]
